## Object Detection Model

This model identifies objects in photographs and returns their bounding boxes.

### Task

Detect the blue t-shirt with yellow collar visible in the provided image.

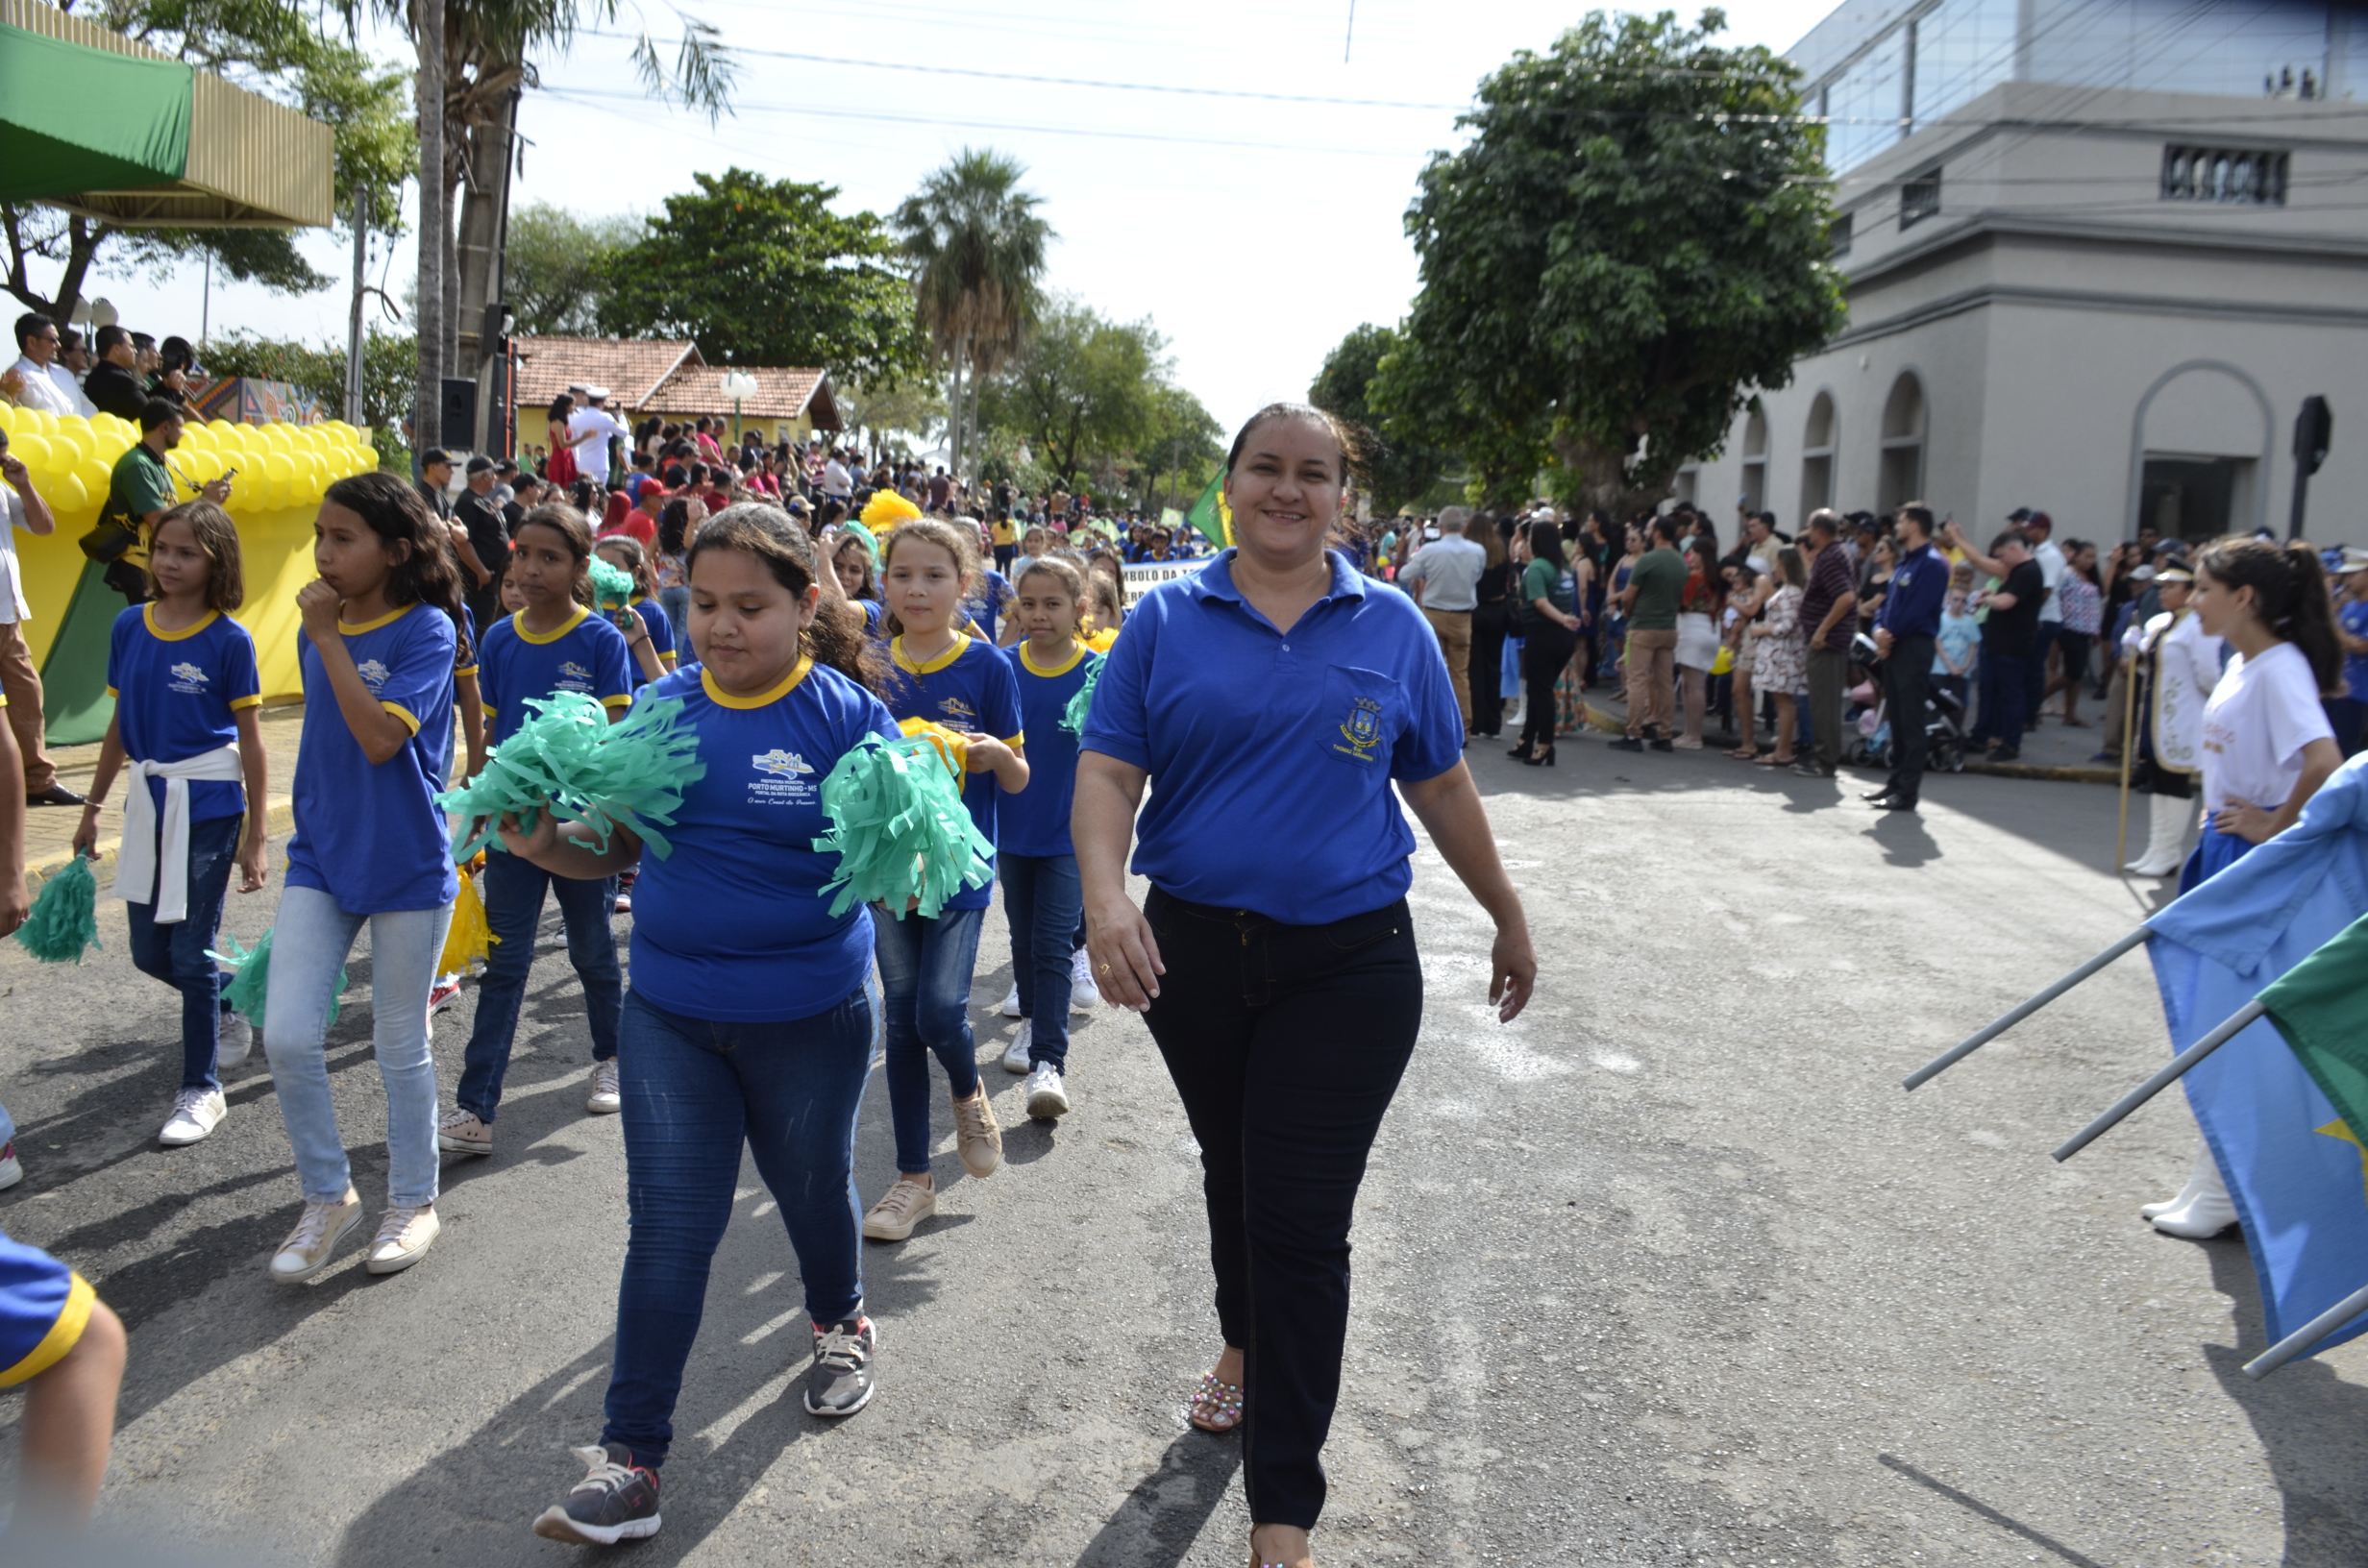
[999,640,1098,859]
[628,658,901,1020]
[879,632,1024,913]
[286,600,460,913]
[479,603,635,746]
[106,604,260,824]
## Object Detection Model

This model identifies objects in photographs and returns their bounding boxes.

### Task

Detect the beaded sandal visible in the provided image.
[1189,1371,1244,1433]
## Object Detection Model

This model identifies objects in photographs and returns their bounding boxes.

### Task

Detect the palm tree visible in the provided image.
[893,150,1052,482]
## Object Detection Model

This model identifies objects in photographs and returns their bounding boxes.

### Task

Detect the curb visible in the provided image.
[24,799,295,895]
[1962,762,2120,785]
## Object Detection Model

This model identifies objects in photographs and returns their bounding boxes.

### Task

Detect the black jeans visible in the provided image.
[1469,602,1511,736]
[1141,887,1423,1530]
[1883,634,1936,800]
[1520,620,1576,752]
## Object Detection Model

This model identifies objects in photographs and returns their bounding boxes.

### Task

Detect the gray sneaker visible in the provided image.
[804,1314,876,1417]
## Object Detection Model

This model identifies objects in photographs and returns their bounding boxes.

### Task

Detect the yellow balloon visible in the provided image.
[27,409,58,436]
[47,473,87,513]
[261,450,294,485]
[178,423,213,450]
[358,445,379,470]
[0,404,15,434]
[74,456,108,496]
[184,449,222,484]
[10,433,49,470]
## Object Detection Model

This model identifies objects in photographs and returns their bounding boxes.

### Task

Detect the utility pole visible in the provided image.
[413,0,444,467]
[345,185,368,426]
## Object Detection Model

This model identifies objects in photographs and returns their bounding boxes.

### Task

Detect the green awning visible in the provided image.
[0,21,193,204]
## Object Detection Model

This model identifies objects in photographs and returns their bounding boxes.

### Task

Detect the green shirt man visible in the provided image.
[1625,546,1687,631]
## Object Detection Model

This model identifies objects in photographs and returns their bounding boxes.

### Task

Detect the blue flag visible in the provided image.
[2143,753,2368,1360]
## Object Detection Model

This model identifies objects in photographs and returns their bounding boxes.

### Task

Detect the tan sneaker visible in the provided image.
[861,1179,936,1242]
[366,1204,441,1274]
[269,1189,363,1284]
[438,1107,493,1156]
[952,1087,1002,1178]
[585,1059,622,1115]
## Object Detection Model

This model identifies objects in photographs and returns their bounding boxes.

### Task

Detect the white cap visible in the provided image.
[586,384,610,401]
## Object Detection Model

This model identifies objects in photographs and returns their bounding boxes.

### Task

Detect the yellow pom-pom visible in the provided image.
[860,490,923,529]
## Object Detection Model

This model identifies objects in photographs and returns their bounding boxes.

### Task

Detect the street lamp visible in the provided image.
[720,370,759,450]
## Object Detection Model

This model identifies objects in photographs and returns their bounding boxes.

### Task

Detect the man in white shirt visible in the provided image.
[1395,505,1489,733]
[565,385,629,485]
[822,449,852,501]
[0,427,75,805]
[5,313,95,419]
[2021,507,2065,732]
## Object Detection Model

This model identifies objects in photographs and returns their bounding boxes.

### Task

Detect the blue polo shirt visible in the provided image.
[478,604,635,747]
[999,641,1098,859]
[1081,549,1463,925]
[1878,542,1948,639]
[106,605,261,823]
[879,633,1024,913]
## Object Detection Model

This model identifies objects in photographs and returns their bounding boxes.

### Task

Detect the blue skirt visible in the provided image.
[2177,819,2251,895]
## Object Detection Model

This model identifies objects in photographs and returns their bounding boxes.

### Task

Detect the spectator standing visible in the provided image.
[541,394,580,488]
[82,327,149,422]
[1747,547,1807,768]
[1468,518,1517,739]
[1672,527,1723,749]
[0,429,74,806]
[414,450,455,523]
[5,315,93,417]
[1511,519,1578,765]
[2118,565,2218,876]
[1395,505,1486,734]
[95,400,230,608]
[2023,510,2065,731]
[1612,516,1686,752]
[2331,548,2368,757]
[566,387,629,488]
[2045,539,2102,726]
[1867,505,1947,810]
[1948,524,2043,762]
[1795,511,1858,779]
[1933,564,1980,714]
[453,455,511,638]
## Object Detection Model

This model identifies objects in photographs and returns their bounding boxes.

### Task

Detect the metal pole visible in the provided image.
[1903,927,2151,1090]
[2051,998,2268,1162]
[2115,635,2137,870]
[346,185,368,427]
[2244,1280,2368,1380]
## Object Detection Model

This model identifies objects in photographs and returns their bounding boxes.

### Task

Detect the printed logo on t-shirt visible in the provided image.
[355,658,392,690]
[557,659,593,692]
[749,747,819,805]
[1336,696,1383,763]
[168,660,209,695]
[935,696,978,730]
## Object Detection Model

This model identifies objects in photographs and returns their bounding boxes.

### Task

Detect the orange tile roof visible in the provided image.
[641,364,840,429]
[512,336,702,411]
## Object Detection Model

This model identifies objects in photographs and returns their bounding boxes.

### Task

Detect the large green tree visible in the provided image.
[1132,383,1222,516]
[1378,8,1845,511]
[503,202,638,334]
[1309,323,1453,514]
[975,297,1164,488]
[597,169,922,383]
[893,149,1051,481]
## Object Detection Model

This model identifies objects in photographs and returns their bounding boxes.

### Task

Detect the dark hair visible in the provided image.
[2195,535,2343,693]
[12,313,56,353]
[1775,545,1807,588]
[159,335,195,374]
[1650,514,1684,547]
[657,498,696,556]
[138,397,182,433]
[1526,519,1566,571]
[1222,401,1363,491]
[547,393,575,425]
[320,472,475,667]
[1989,527,2031,554]
[93,323,131,355]
[150,500,245,611]
[514,502,597,608]
[685,503,886,692]
[1896,503,1936,537]
[569,478,599,515]
[878,517,983,640]
[830,530,878,600]
[1012,551,1085,605]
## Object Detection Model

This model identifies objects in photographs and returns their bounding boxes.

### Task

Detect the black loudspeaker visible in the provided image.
[440,377,478,449]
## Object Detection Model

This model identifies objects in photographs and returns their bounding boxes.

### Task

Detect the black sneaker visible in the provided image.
[534,1444,661,1545]
[1990,747,2021,761]
[1607,737,1644,753]
[805,1313,877,1416]
[1648,736,1674,752]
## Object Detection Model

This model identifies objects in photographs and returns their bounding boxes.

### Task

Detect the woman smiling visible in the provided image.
[1073,402,1538,1568]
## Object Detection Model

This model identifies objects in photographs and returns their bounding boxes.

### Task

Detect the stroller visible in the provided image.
[1841,632,1969,774]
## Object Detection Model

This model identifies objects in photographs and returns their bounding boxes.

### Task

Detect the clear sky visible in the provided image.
[60,0,1835,437]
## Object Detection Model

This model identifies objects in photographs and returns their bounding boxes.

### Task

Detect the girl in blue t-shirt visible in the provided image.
[71,502,268,1149]
[595,534,678,687]
[497,504,905,1545]
[264,471,474,1286]
[442,504,636,1161]
[862,519,1029,1246]
[993,554,1098,1120]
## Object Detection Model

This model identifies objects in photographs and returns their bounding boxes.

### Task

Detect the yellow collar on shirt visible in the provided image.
[702,655,813,710]
[1019,641,1085,677]
[142,605,217,642]
[511,604,590,645]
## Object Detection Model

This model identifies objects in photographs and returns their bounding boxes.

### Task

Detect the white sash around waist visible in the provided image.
[113,744,244,923]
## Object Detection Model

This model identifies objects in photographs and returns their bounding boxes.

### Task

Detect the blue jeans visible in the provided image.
[122,813,240,1092]
[2024,623,2057,723]
[658,584,691,652]
[1975,649,2029,750]
[601,986,871,1465]
[456,853,621,1123]
[999,852,1079,1068]
[872,903,985,1175]
[263,884,452,1207]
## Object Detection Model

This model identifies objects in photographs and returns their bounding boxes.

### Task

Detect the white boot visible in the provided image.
[1506,696,1527,730]
[2140,1139,2215,1218]
[2152,1141,2239,1238]
[2124,791,2193,877]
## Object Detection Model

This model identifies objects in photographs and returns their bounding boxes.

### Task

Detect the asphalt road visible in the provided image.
[0,740,2361,1567]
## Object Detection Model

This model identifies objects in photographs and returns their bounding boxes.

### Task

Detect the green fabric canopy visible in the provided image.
[0,20,190,204]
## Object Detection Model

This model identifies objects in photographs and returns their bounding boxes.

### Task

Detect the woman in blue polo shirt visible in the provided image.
[442,503,635,1160]
[1075,403,1538,1568]
[266,471,473,1285]
[496,504,903,1546]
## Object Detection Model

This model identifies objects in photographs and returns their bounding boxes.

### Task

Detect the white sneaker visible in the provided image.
[1024,1062,1070,1119]
[0,1142,20,1190]
[586,1059,622,1114]
[366,1204,441,1274]
[1001,1019,1033,1073]
[437,1106,493,1157]
[270,1189,363,1283]
[217,1012,254,1069]
[1069,948,1099,1012]
[160,1087,228,1146]
[995,984,1022,1018]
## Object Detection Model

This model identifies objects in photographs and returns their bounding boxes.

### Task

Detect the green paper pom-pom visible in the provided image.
[14,856,101,964]
[587,557,635,607]
[1060,651,1105,737]
[436,691,707,863]
[812,734,995,919]
[208,929,346,1032]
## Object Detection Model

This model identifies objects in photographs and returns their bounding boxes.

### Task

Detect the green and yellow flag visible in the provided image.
[1183,471,1231,550]
[2260,912,2368,1149]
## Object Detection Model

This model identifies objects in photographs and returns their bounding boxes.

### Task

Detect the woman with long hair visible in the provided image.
[1673,522,1724,748]
[1468,517,1517,740]
[2045,539,2103,725]
[1514,519,1579,766]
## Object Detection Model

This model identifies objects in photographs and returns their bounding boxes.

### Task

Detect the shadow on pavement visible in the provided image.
[1073,1429,1243,1568]
[1876,1453,2107,1566]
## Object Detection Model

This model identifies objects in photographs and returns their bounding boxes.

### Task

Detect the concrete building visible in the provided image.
[1679,1,2368,550]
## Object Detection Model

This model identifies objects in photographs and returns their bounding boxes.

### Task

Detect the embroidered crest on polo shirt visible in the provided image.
[1336,696,1382,763]
[355,658,392,689]
[749,747,819,804]
[168,661,209,695]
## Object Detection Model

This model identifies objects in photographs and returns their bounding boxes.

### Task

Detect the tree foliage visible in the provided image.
[975,297,1166,489]
[1309,323,1455,515]
[1378,8,1845,511]
[504,202,638,334]
[1131,383,1222,515]
[597,169,923,384]
[203,330,419,439]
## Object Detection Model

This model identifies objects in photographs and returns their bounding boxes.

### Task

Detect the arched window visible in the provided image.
[1741,404,1768,515]
[1878,373,1925,513]
[1800,392,1837,516]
